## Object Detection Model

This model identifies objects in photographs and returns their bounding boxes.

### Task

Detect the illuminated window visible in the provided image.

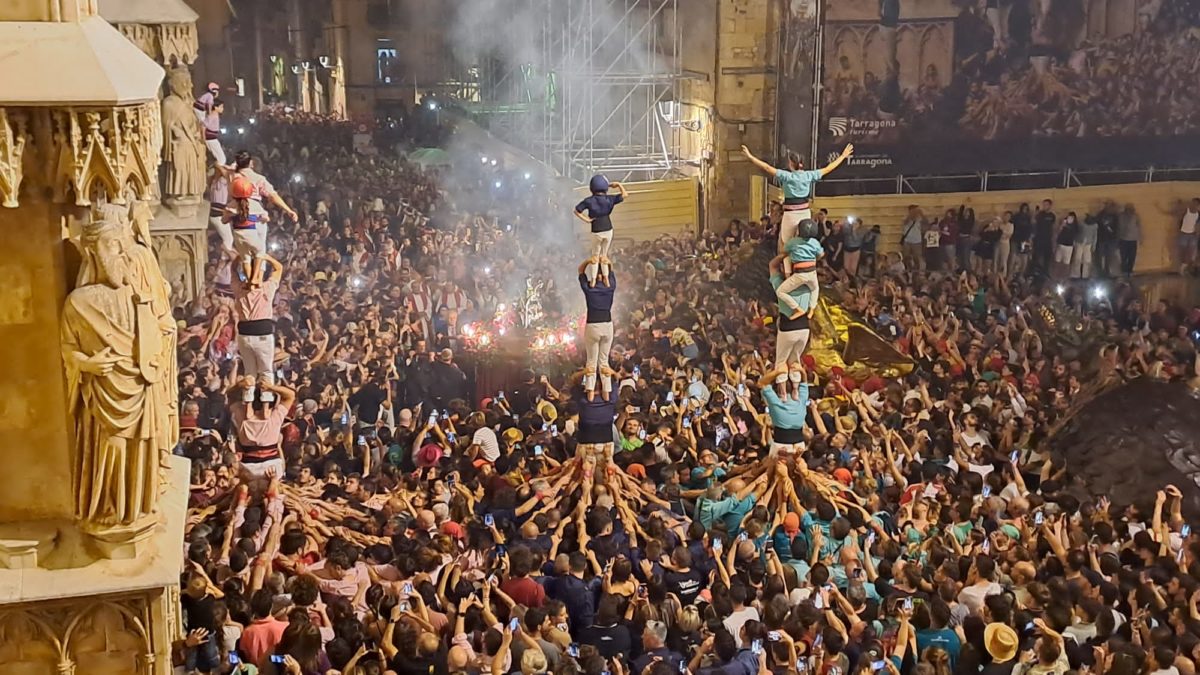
[377,39,398,85]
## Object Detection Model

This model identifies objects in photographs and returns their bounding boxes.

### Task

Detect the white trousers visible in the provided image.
[239,457,284,481]
[775,328,811,370]
[769,441,806,458]
[584,322,614,393]
[211,215,234,251]
[586,230,614,283]
[238,333,276,382]
[1070,244,1093,279]
[233,222,269,257]
[206,138,227,166]
[779,208,812,251]
[776,269,819,314]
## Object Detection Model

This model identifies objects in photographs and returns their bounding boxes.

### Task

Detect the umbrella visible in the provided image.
[407,147,452,167]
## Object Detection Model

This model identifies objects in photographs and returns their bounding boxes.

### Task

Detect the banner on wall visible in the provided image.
[777,0,821,166]
[814,0,1200,176]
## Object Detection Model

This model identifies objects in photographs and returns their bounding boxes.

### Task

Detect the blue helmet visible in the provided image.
[797,218,821,239]
[589,174,610,193]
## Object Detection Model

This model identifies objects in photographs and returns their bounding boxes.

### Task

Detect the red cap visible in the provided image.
[833,468,853,485]
[802,355,817,369]
[862,376,886,395]
[231,175,254,200]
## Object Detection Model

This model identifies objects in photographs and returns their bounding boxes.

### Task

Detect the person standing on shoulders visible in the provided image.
[741,143,854,253]
[1177,197,1199,275]
[574,176,627,285]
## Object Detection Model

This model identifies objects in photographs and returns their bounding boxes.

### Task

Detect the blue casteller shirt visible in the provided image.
[579,271,616,323]
[576,386,617,444]
[575,193,624,233]
[762,384,809,444]
[696,493,758,533]
[774,169,822,202]
[785,236,824,264]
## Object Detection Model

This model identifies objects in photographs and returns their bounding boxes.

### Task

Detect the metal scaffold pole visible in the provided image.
[467,0,682,183]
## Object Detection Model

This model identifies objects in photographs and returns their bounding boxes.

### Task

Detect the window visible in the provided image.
[377,39,398,85]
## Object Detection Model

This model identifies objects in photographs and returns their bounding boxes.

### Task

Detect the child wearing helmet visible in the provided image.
[193,82,226,164]
[775,218,824,320]
[574,175,628,286]
[224,175,268,286]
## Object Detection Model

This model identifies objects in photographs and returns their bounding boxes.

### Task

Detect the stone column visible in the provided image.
[0,3,187,674]
[98,0,209,304]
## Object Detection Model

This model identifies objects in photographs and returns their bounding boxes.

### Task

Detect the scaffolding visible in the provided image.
[463,0,684,183]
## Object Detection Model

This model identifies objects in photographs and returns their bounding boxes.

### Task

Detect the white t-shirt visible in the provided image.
[960,428,990,448]
[1182,209,1198,235]
[723,606,761,648]
[958,581,1003,615]
[473,427,500,462]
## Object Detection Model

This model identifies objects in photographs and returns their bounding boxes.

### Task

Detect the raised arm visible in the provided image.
[819,144,855,177]
[740,145,779,178]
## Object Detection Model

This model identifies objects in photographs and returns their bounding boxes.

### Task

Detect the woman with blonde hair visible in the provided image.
[667,603,704,657]
[920,646,952,675]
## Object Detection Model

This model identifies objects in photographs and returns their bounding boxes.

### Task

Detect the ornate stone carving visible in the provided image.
[117,22,156,58]
[0,591,164,675]
[60,202,176,547]
[159,23,198,67]
[40,103,161,206]
[160,68,205,204]
[115,22,198,66]
[0,110,30,208]
[151,229,202,305]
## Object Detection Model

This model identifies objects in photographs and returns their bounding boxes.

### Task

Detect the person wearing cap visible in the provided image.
[982,623,1019,675]
[193,83,224,165]
[757,363,811,458]
[228,150,299,226]
[579,255,616,399]
[775,218,825,319]
[225,173,279,291]
[769,253,814,370]
[574,175,627,285]
[741,142,854,252]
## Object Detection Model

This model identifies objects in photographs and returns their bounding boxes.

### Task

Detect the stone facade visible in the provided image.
[0,4,186,674]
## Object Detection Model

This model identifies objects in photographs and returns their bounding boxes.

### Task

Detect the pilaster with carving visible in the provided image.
[115,21,198,67]
[0,110,30,208]
[0,589,172,675]
[0,103,161,209]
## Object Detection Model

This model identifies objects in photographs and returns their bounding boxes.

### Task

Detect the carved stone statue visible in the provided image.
[160,67,206,202]
[61,204,177,543]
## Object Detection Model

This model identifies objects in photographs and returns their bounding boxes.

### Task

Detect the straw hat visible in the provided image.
[984,623,1018,662]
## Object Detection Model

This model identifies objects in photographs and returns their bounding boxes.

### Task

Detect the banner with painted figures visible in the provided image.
[814,0,1200,176]
[777,0,822,166]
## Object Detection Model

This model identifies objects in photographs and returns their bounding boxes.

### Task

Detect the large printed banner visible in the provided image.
[813,0,1200,176]
[777,0,821,165]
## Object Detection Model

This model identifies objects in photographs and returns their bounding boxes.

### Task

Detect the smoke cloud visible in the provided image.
[434,0,674,324]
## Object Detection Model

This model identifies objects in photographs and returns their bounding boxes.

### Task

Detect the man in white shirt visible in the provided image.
[722,585,760,648]
[1179,197,1199,274]
[958,555,1003,616]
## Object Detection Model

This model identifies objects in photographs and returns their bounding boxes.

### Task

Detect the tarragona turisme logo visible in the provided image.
[828,116,897,137]
[827,151,893,169]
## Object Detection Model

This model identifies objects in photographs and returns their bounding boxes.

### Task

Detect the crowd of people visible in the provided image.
[175,102,1200,675]
[823,0,1200,144]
